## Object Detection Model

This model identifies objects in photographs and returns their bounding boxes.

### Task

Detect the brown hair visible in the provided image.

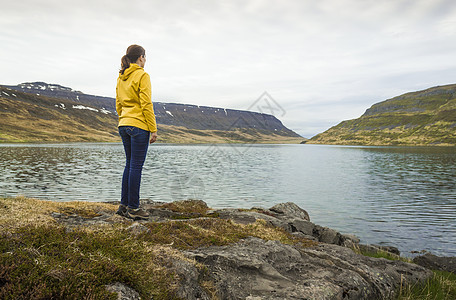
[120,44,145,74]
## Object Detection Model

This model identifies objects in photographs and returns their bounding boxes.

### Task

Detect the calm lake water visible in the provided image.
[1,143,455,257]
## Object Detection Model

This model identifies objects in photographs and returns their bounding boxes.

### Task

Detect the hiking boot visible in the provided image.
[127,207,149,220]
[116,204,128,217]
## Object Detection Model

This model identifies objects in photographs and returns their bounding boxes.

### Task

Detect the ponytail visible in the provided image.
[120,44,145,74]
[120,55,132,75]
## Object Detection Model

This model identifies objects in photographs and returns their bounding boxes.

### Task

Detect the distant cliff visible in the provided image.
[0,82,302,143]
[309,84,456,146]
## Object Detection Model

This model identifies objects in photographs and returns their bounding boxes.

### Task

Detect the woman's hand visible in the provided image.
[150,132,157,144]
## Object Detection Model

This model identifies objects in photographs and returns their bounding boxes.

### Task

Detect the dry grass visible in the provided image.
[0,196,117,230]
[142,217,316,250]
[156,199,210,215]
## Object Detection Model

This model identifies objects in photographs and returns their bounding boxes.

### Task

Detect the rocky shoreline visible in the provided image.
[45,198,454,299]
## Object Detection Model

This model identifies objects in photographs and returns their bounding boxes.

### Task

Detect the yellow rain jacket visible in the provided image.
[116,63,157,132]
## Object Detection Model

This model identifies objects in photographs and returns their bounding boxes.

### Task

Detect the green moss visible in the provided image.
[155,200,224,219]
[140,218,315,250]
[352,244,411,263]
[0,224,181,299]
[157,199,209,215]
[358,248,411,263]
[58,206,102,218]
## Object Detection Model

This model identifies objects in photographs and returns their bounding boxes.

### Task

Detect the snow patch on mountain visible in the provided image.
[72,105,98,112]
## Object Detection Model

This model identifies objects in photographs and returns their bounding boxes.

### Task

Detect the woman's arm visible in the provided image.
[138,73,158,133]
[115,82,122,117]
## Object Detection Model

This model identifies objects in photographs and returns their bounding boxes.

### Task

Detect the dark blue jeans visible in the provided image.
[119,126,150,209]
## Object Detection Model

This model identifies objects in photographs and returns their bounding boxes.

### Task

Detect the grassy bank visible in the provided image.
[0,197,312,299]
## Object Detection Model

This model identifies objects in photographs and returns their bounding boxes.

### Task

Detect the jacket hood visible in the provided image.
[119,64,143,81]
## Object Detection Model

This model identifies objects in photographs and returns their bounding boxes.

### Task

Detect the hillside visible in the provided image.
[4,82,116,112]
[0,82,302,143]
[309,84,456,146]
[0,86,118,142]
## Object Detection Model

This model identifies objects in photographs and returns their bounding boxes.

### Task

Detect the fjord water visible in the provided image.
[1,143,455,256]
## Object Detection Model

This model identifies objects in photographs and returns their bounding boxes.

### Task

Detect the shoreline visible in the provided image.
[2,140,456,147]
[0,140,304,145]
[1,196,454,299]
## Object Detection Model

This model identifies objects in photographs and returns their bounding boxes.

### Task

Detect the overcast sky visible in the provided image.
[2,0,456,137]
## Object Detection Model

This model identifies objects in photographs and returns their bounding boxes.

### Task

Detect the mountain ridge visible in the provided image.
[0,82,302,143]
[308,83,456,146]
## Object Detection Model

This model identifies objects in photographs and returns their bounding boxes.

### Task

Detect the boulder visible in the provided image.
[291,231,317,241]
[170,259,210,300]
[341,234,361,248]
[215,208,291,230]
[216,209,277,225]
[269,202,310,221]
[288,218,314,236]
[186,237,432,300]
[413,253,456,273]
[313,224,343,245]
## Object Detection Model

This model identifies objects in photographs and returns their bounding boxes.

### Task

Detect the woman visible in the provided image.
[115,44,157,220]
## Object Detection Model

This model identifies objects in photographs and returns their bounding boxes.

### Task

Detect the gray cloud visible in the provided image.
[1,0,456,137]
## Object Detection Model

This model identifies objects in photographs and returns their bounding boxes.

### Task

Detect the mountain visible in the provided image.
[0,86,118,142]
[4,82,116,112]
[308,84,456,146]
[0,82,302,143]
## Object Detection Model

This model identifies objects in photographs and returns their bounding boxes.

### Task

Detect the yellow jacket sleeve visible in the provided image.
[139,73,157,132]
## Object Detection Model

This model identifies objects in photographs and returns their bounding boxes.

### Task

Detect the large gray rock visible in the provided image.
[186,237,432,300]
[288,218,314,235]
[213,205,363,249]
[269,202,310,221]
[215,209,284,226]
[413,253,456,273]
[313,224,343,245]
[170,259,210,300]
